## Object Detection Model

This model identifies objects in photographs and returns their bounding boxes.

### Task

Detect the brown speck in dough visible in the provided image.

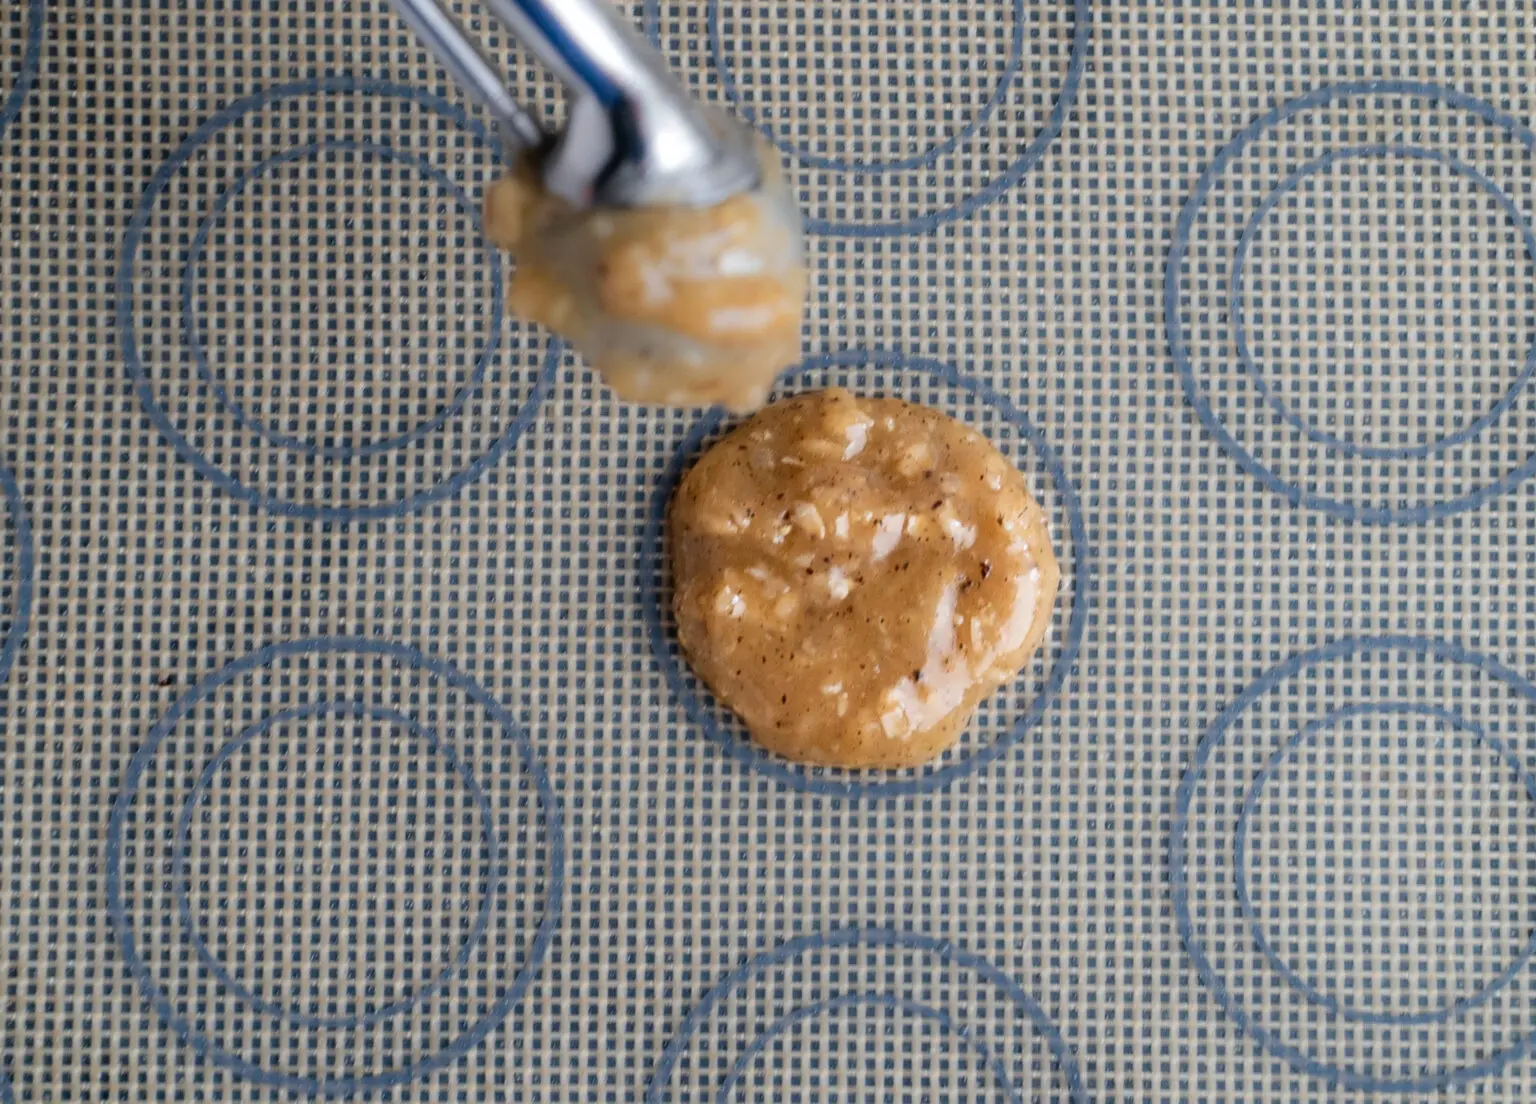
[669,387,1061,770]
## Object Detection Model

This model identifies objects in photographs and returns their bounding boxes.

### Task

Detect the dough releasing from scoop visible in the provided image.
[669,388,1061,770]
[482,137,806,413]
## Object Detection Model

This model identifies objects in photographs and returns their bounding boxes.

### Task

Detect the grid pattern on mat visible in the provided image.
[2,1,1536,1102]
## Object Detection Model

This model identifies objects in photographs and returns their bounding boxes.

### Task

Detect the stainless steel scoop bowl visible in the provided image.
[389,0,763,210]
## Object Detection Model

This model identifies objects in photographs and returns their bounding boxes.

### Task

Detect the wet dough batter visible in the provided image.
[483,138,805,413]
[670,388,1060,769]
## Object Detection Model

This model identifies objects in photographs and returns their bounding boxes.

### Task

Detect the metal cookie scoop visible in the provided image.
[389,0,763,210]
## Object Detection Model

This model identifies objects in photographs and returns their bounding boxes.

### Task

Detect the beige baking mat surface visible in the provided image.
[5,1,1536,1100]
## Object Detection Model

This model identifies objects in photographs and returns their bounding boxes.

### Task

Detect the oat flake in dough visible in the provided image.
[670,387,1061,770]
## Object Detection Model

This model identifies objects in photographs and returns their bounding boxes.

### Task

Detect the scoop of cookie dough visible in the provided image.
[670,387,1060,770]
[482,136,805,413]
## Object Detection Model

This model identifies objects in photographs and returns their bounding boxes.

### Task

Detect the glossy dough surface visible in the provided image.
[482,138,806,413]
[670,388,1060,769]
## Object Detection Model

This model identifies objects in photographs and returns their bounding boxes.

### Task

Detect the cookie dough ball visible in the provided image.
[482,134,805,413]
[669,388,1060,770]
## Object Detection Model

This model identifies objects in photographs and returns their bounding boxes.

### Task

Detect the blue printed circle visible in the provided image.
[710,0,1025,176]
[716,993,1018,1101]
[0,0,42,145]
[1230,145,1536,461]
[644,0,1089,236]
[183,139,500,461]
[646,927,1088,1102]
[1232,701,1536,1028]
[171,700,501,1031]
[641,349,1090,799]
[106,638,565,1096]
[118,76,558,522]
[1168,82,1536,523]
[1172,637,1536,1091]
[0,464,33,692]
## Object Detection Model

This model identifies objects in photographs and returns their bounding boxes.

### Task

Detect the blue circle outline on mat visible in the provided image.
[170,699,503,1031]
[1167,80,1536,524]
[0,464,34,692]
[116,75,559,523]
[105,637,566,1097]
[0,0,43,145]
[644,926,1088,1103]
[1229,143,1536,461]
[642,0,1090,237]
[707,0,1025,176]
[639,349,1091,799]
[1170,635,1536,1092]
[1231,700,1536,1028]
[182,138,501,461]
[714,991,1021,1102]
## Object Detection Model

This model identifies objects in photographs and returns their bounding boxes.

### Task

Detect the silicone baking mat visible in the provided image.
[4,0,1536,1100]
